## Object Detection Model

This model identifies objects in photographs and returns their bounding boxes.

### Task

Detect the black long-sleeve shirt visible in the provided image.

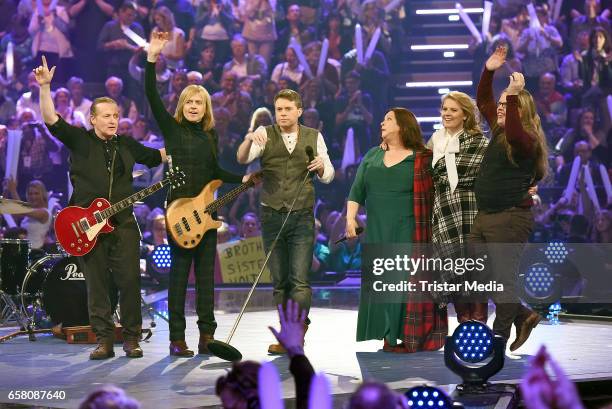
[46,116,162,225]
[145,62,242,202]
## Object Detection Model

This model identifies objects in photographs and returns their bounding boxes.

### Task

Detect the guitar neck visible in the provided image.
[206,180,254,213]
[100,179,169,220]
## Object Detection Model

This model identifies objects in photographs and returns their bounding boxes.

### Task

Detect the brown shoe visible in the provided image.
[198,333,214,355]
[170,340,194,357]
[510,311,542,352]
[123,338,144,358]
[90,340,115,360]
[268,343,287,354]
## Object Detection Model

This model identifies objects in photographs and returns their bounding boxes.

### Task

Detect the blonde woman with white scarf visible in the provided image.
[426,91,489,324]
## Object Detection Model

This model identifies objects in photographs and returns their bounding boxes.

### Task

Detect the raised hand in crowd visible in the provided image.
[485,45,507,71]
[2,176,18,198]
[520,345,584,409]
[268,299,307,358]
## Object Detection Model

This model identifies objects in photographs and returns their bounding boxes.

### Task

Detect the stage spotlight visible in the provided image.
[524,264,555,298]
[406,386,458,409]
[452,322,493,363]
[519,263,561,308]
[150,244,172,272]
[444,320,505,391]
[544,241,568,264]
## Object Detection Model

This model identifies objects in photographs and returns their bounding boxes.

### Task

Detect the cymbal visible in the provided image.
[0,198,34,214]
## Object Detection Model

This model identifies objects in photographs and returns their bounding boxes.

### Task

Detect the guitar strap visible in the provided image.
[108,144,117,202]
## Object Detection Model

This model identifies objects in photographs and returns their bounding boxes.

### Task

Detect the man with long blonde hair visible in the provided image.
[146,32,257,357]
[472,46,549,352]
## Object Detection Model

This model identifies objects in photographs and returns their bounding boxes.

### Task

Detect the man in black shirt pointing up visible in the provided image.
[34,56,166,360]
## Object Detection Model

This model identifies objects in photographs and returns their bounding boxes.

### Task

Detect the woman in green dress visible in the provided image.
[345,108,448,352]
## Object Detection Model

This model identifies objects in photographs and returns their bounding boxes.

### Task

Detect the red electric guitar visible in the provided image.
[55,168,185,256]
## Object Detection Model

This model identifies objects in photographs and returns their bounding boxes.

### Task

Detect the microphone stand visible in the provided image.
[208,164,315,361]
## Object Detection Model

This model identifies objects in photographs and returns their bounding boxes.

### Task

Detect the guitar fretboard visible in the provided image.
[205,180,254,213]
[100,179,170,220]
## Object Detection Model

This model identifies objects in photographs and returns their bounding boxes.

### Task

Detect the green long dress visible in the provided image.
[348,147,415,345]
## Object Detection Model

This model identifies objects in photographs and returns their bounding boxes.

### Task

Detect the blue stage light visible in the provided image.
[406,386,452,409]
[445,320,505,391]
[151,244,172,269]
[452,321,493,363]
[544,242,568,264]
[524,264,555,298]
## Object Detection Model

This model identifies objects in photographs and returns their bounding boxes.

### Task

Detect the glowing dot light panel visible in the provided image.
[406,386,453,409]
[544,242,568,264]
[151,244,172,269]
[524,264,555,298]
[452,322,493,363]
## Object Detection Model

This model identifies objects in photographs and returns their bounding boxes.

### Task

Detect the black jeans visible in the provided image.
[168,229,217,341]
[468,207,534,340]
[261,206,314,323]
[80,224,141,341]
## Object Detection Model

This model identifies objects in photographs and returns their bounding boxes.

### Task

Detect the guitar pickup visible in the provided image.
[79,218,90,232]
[93,211,103,224]
[193,210,202,224]
[181,217,191,231]
[174,223,183,236]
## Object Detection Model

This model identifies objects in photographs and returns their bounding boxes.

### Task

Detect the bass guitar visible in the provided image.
[166,177,257,249]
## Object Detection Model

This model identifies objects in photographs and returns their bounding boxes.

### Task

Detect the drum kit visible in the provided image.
[0,198,89,342]
[1,198,167,343]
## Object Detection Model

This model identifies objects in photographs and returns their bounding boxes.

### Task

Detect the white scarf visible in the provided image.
[431,128,462,194]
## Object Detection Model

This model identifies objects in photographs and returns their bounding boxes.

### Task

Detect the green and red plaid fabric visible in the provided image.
[401,149,448,353]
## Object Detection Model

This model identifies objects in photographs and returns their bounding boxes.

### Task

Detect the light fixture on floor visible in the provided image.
[405,386,460,409]
[519,263,562,318]
[544,242,569,264]
[444,320,505,392]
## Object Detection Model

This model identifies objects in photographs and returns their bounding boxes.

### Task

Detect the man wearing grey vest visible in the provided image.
[237,89,334,354]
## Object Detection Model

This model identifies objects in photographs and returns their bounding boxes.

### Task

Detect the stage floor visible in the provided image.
[1,288,612,409]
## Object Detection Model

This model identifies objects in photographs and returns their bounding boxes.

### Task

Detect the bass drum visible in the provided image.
[0,239,30,295]
[21,255,89,327]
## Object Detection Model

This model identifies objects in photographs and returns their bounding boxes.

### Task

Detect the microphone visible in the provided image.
[305,146,315,176]
[305,146,315,162]
[335,227,364,244]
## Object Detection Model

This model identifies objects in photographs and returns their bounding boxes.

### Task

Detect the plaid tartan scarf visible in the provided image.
[400,149,448,353]
[412,149,434,244]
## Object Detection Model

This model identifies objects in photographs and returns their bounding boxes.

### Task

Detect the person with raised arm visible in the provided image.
[35,55,166,360]
[145,32,257,358]
[472,46,549,352]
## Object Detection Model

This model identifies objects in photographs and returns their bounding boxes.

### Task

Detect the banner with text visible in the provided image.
[217,236,272,284]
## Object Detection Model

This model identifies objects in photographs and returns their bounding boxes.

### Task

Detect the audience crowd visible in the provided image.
[1,0,611,266]
[0,0,610,302]
[0,0,609,407]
